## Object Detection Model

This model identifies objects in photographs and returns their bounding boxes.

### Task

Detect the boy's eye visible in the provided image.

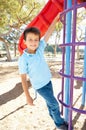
[35,39,39,42]
[27,39,39,42]
[29,39,33,42]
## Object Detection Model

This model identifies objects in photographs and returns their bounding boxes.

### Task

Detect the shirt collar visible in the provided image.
[23,48,36,56]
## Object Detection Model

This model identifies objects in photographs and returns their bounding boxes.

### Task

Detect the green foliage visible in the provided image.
[56,46,62,52]
[55,22,63,32]
[0,0,45,33]
[45,45,54,53]
[52,45,62,53]
[45,44,61,53]
[0,0,45,61]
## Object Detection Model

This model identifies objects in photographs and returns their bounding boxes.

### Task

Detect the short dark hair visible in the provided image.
[23,27,41,40]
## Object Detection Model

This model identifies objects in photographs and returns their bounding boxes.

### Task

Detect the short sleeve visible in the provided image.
[18,56,28,74]
[38,38,46,52]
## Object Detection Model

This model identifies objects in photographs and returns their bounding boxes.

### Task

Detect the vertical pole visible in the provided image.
[64,0,72,121]
[61,0,67,115]
[82,27,86,105]
[69,0,77,129]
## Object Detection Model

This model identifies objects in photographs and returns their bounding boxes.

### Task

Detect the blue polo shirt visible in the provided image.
[18,39,52,90]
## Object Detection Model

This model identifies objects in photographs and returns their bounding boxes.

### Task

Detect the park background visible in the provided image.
[0,0,86,130]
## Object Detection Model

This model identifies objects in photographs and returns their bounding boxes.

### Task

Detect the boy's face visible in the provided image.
[24,33,40,53]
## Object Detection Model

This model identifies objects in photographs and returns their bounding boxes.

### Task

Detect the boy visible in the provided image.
[18,14,68,130]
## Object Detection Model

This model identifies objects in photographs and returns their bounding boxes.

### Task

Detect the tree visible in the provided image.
[48,22,62,56]
[45,44,54,53]
[0,0,45,61]
[54,22,62,56]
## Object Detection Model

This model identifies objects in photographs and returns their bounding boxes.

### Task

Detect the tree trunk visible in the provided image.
[0,37,11,61]
[4,42,11,61]
[14,43,16,56]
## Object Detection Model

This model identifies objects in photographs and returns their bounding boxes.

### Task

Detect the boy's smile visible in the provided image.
[24,33,39,54]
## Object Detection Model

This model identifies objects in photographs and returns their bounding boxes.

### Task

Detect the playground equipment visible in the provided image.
[18,0,83,55]
[58,0,86,129]
[18,0,83,54]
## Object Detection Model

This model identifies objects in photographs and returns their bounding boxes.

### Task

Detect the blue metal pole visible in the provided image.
[64,0,72,121]
[82,27,86,105]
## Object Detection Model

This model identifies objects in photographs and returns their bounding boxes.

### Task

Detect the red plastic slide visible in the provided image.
[18,0,64,54]
[18,0,83,54]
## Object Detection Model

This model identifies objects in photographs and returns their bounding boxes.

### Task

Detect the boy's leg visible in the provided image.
[36,81,64,127]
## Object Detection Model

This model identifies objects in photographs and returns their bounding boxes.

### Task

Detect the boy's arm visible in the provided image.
[44,13,60,43]
[20,74,34,106]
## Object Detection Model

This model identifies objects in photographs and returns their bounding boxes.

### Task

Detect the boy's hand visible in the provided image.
[26,95,35,106]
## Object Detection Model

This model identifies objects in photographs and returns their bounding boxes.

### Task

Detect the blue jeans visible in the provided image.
[36,81,64,127]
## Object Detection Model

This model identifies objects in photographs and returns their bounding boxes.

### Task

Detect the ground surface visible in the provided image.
[0,56,86,130]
